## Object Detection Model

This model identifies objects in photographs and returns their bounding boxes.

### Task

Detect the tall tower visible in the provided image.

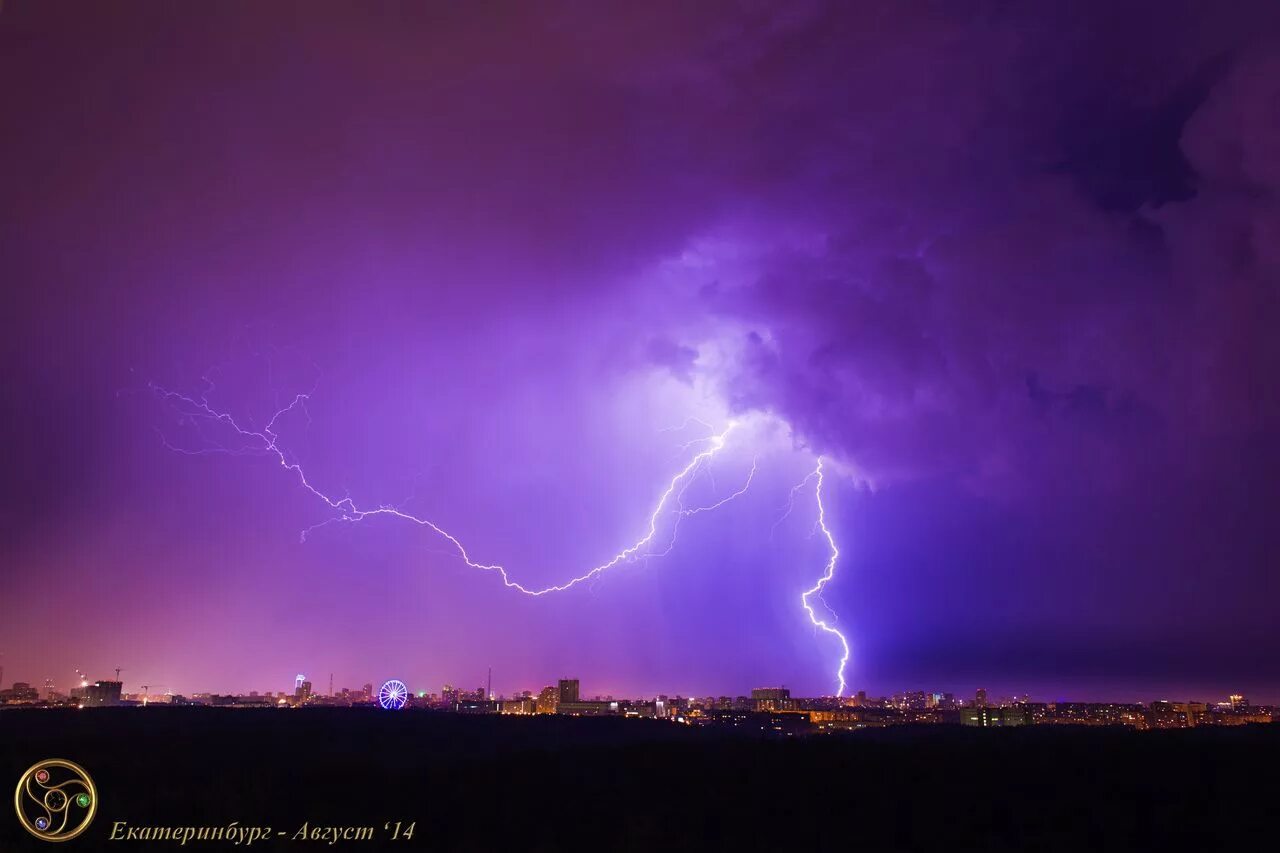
[558,679,580,704]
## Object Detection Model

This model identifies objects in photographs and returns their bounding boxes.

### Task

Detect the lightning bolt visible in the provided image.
[154,382,852,692]
[680,457,757,517]
[151,383,754,596]
[769,467,818,539]
[799,459,850,696]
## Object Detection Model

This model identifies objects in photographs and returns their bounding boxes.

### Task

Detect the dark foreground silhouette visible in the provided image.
[3,708,1276,851]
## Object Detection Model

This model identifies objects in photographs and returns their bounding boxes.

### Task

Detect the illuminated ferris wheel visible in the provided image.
[378,679,409,710]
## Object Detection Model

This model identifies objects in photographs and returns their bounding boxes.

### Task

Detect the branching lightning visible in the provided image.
[153,383,851,694]
[769,467,818,540]
[798,459,850,696]
[151,384,755,596]
[680,457,757,517]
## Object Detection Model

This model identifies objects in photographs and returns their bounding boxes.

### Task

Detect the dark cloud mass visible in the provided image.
[697,11,1280,492]
[2,1,1279,700]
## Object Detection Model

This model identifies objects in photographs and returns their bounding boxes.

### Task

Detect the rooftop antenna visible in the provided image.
[487,667,492,700]
[114,667,123,682]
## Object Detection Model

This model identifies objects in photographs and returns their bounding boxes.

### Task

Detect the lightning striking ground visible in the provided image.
[798,459,851,696]
[152,384,755,596]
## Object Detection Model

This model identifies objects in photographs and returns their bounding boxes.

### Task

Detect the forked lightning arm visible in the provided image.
[799,459,851,695]
[151,384,752,596]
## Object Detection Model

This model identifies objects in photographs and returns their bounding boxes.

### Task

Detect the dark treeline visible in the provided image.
[2,708,1276,851]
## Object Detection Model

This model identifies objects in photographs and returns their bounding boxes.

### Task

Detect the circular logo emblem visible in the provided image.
[14,759,97,842]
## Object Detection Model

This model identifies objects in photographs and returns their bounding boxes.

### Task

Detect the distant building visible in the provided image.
[500,697,536,715]
[558,679,580,705]
[80,681,123,707]
[892,691,930,711]
[927,692,956,709]
[960,706,1026,727]
[536,686,559,714]
[1147,701,1208,728]
[1052,702,1146,728]
[0,682,39,704]
[558,700,619,716]
[705,709,812,736]
[975,688,988,708]
[751,688,795,712]
[622,701,658,719]
[809,708,901,730]
[456,699,500,714]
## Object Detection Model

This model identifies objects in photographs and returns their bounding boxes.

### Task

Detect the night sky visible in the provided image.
[3,1,1278,703]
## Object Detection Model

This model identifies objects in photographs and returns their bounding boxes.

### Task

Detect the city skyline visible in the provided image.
[4,3,1280,705]
[4,674,1272,737]
[2,667,1273,709]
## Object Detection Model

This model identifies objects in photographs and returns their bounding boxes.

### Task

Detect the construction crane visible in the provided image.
[139,684,165,705]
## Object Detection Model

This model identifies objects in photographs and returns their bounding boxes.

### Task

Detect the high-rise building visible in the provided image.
[295,679,312,704]
[536,685,559,714]
[975,688,988,708]
[558,679,580,705]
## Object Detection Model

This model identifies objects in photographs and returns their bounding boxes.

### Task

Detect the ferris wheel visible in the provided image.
[378,679,409,710]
